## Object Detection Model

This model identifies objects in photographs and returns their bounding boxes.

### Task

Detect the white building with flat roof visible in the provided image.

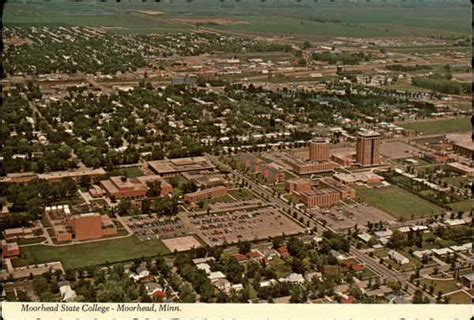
[388,250,409,265]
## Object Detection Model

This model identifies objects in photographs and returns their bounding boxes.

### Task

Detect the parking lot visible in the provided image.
[310,203,397,231]
[124,216,188,241]
[188,207,304,246]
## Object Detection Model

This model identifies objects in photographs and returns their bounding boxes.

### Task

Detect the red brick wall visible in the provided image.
[72,215,103,241]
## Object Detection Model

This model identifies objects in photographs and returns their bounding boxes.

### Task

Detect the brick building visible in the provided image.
[3,223,42,241]
[288,178,355,208]
[330,150,355,167]
[445,133,472,158]
[299,189,341,208]
[94,175,172,200]
[45,206,117,243]
[243,158,285,183]
[356,130,381,167]
[319,177,356,199]
[71,213,117,241]
[286,179,313,193]
[261,162,285,183]
[309,138,330,161]
[2,240,20,258]
[447,162,474,177]
[0,168,106,185]
[184,186,228,203]
[287,159,339,175]
[182,172,229,188]
[333,172,383,185]
[148,157,215,177]
[99,176,149,200]
[136,175,173,197]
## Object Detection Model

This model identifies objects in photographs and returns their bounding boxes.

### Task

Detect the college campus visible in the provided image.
[0,0,472,306]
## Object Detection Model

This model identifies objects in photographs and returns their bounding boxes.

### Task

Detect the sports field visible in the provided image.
[356,186,443,220]
[399,117,471,135]
[17,236,169,270]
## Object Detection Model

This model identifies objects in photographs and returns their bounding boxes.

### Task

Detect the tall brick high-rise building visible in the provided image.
[309,138,330,162]
[356,131,381,167]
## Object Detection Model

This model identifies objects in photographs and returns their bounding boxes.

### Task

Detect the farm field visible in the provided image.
[4,1,470,37]
[399,117,471,135]
[356,186,443,220]
[16,236,169,270]
[3,3,192,33]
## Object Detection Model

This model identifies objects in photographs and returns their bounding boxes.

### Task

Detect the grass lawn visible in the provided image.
[421,278,461,294]
[274,183,287,194]
[230,188,255,201]
[283,193,300,205]
[359,267,377,280]
[268,257,292,279]
[448,199,472,213]
[210,194,235,204]
[18,236,169,270]
[420,278,461,295]
[447,291,472,304]
[110,166,144,178]
[17,237,46,245]
[356,186,443,220]
[399,117,471,135]
[442,176,471,188]
[195,194,236,211]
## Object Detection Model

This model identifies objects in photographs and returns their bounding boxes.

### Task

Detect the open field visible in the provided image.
[447,199,472,213]
[3,3,192,33]
[399,117,471,135]
[356,186,443,220]
[420,278,462,295]
[229,188,256,201]
[442,176,471,188]
[447,291,473,304]
[16,236,169,270]
[4,1,470,37]
[380,141,423,160]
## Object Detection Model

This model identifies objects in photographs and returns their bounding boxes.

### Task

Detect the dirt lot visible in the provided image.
[135,10,164,16]
[173,18,248,26]
[162,236,202,252]
[452,72,471,82]
[380,141,423,160]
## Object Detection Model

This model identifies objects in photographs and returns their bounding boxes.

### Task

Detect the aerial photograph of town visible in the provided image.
[0,0,472,307]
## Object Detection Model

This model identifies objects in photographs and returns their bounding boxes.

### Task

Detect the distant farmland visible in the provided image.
[4,1,470,37]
